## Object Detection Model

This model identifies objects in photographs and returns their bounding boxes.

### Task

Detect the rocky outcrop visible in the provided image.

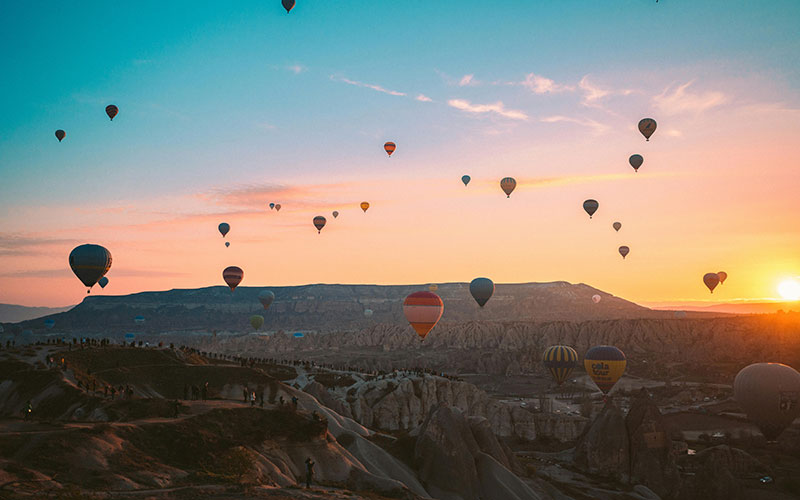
[316,373,542,442]
[675,445,770,500]
[625,389,680,498]
[574,401,630,481]
[414,406,550,500]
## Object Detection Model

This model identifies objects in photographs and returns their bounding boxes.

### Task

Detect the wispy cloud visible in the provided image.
[447,99,528,120]
[458,74,478,87]
[415,94,433,102]
[540,115,610,134]
[653,81,725,115]
[0,234,77,256]
[331,75,406,96]
[578,76,634,108]
[519,73,573,94]
[287,64,307,74]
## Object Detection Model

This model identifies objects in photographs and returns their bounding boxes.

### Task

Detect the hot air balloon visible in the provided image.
[225,242,230,248]
[269,203,275,210]
[106,105,118,121]
[717,271,728,284]
[638,118,656,141]
[384,142,396,156]
[293,332,304,338]
[55,130,66,142]
[124,333,135,342]
[313,216,326,233]
[542,345,578,385]
[69,244,112,293]
[469,278,494,307]
[500,177,516,198]
[332,211,339,218]
[734,363,800,441]
[364,309,374,318]
[618,246,630,259]
[218,223,230,238]
[403,291,444,341]
[429,284,438,292]
[275,204,281,211]
[223,266,244,291]
[592,294,601,304]
[98,276,109,289]
[360,202,370,213]
[134,315,145,324]
[613,222,622,232]
[282,0,295,13]
[583,199,599,219]
[250,315,264,330]
[629,154,643,172]
[44,319,55,329]
[258,290,275,310]
[703,273,720,293]
[584,345,626,395]
[462,175,471,186]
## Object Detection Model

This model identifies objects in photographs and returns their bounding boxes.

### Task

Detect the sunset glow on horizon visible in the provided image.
[1,1,799,307]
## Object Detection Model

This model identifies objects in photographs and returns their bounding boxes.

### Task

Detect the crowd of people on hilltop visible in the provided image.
[175,345,463,382]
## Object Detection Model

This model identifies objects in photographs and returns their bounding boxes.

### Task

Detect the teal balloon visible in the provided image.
[469,277,495,307]
[461,175,471,186]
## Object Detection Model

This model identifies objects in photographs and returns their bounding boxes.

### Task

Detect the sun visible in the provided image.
[777,279,800,301]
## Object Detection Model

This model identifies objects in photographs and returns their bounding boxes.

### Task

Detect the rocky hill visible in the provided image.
[0,303,72,323]
[10,281,708,335]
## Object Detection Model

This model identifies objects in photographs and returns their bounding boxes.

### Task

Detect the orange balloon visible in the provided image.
[384,142,396,156]
[403,291,444,340]
[360,202,370,213]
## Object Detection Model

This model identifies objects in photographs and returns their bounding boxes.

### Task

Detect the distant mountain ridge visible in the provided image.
[0,303,73,323]
[12,281,721,334]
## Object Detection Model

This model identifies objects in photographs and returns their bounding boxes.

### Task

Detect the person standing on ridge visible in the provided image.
[305,458,315,488]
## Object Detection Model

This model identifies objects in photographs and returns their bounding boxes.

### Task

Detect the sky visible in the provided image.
[1,1,799,307]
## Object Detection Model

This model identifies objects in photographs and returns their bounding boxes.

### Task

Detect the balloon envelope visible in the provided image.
[583,199,599,218]
[360,202,370,213]
[225,242,230,248]
[69,244,112,291]
[618,246,630,259]
[98,276,109,289]
[584,345,626,394]
[332,211,339,218]
[703,273,720,293]
[638,118,656,141]
[124,333,135,341]
[364,309,373,317]
[734,363,800,441]
[223,266,244,291]
[429,284,438,292]
[613,222,622,232]
[218,223,230,237]
[461,175,471,186]
[592,294,601,304]
[106,105,118,121]
[469,278,495,307]
[250,315,264,330]
[55,130,66,142]
[403,291,444,340]
[500,177,516,197]
[542,345,578,385]
[44,319,55,329]
[269,203,275,210]
[313,216,327,233]
[629,154,643,172]
[258,290,275,310]
[717,271,728,284]
[275,204,281,211]
[384,142,396,156]
[282,0,295,13]
[293,332,304,338]
[134,315,145,324]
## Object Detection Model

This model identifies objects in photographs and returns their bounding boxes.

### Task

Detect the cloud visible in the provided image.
[458,74,477,87]
[331,75,406,96]
[447,99,528,120]
[653,81,726,115]
[415,94,433,102]
[540,115,610,134]
[519,73,573,94]
[287,64,307,74]
[0,234,77,256]
[578,76,634,107]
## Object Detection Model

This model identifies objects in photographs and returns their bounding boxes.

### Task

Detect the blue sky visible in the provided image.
[1,1,799,306]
